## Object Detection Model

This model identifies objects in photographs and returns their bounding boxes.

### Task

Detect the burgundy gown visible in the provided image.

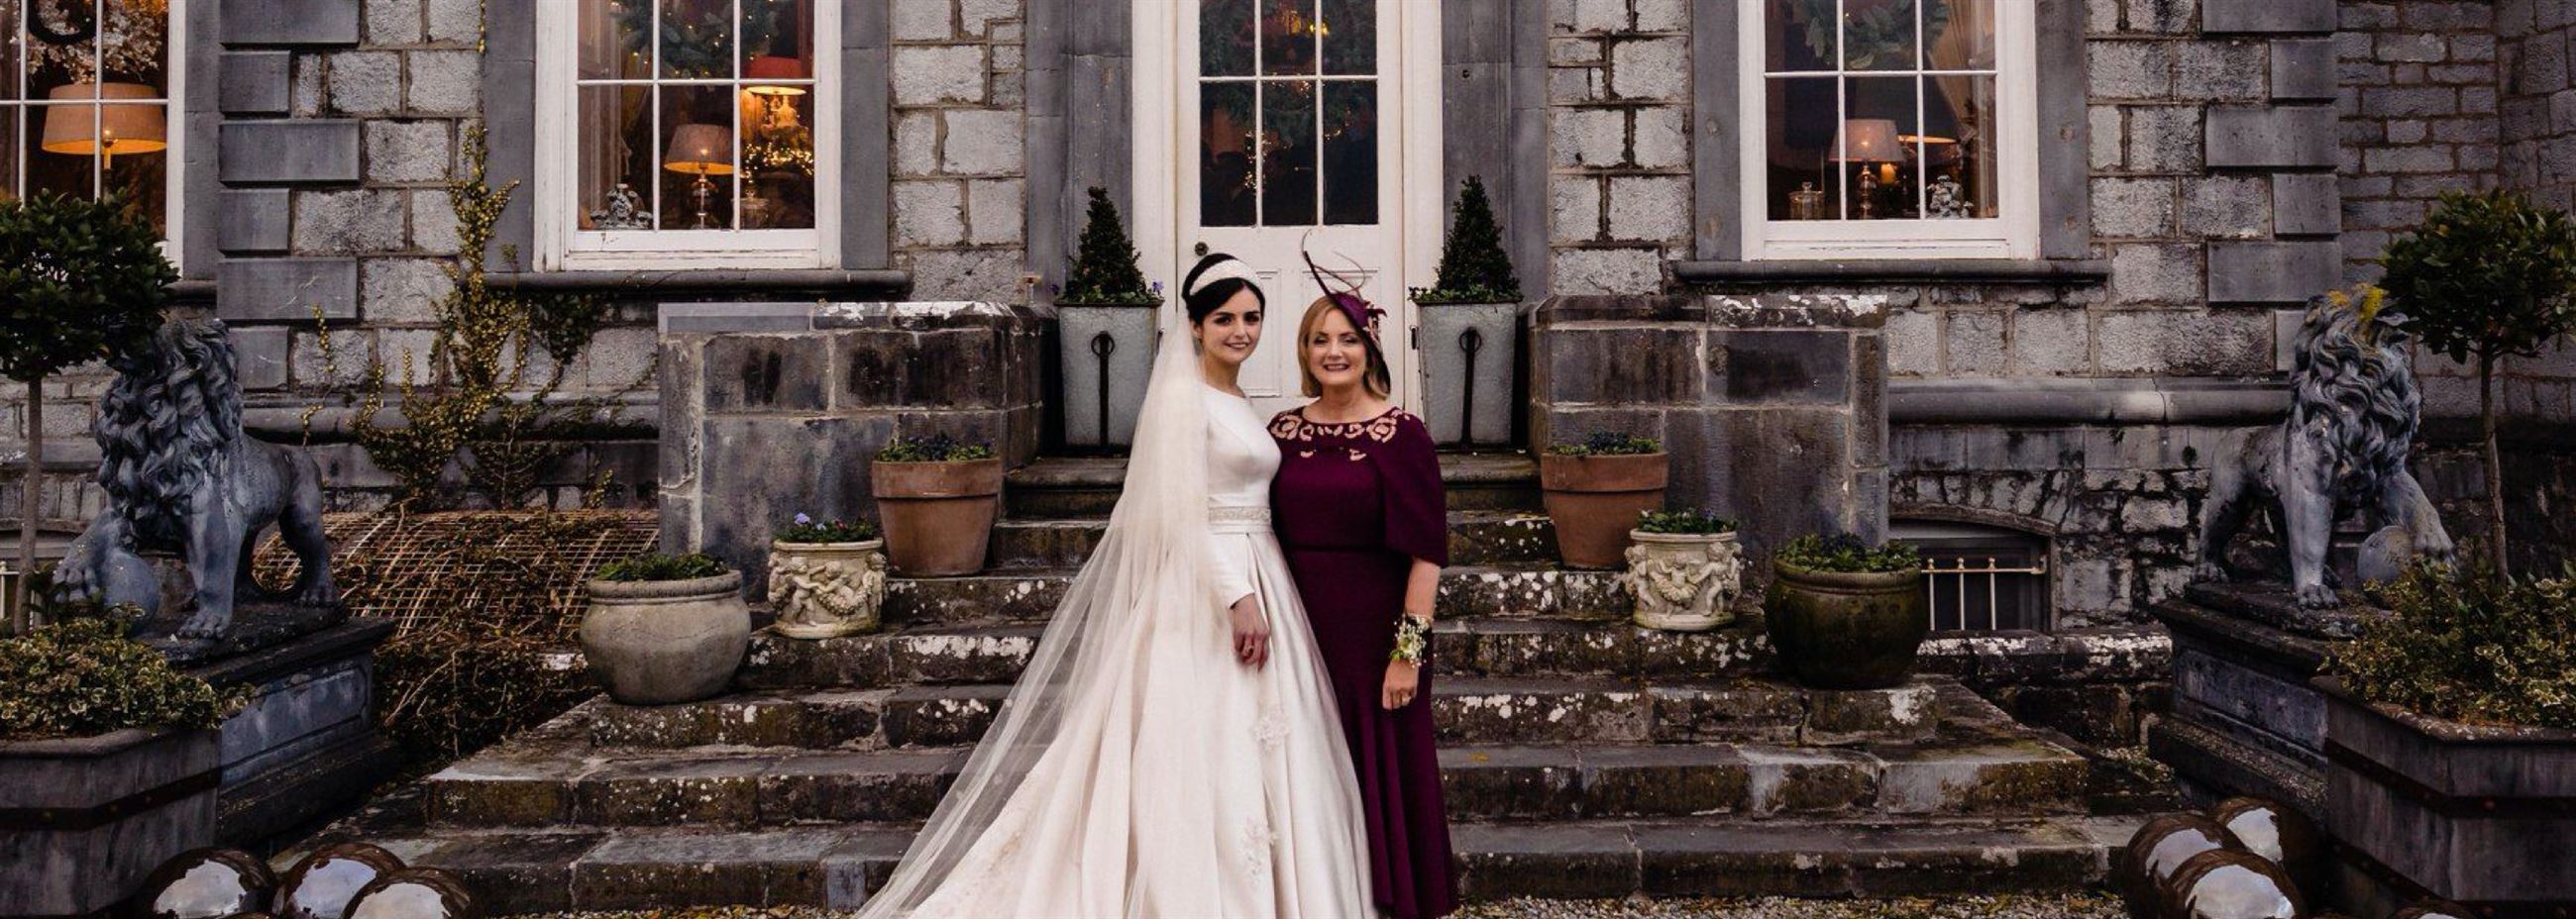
[1268,406,1458,919]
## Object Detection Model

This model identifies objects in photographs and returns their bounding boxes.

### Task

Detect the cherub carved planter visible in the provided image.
[767,538,889,639]
[1622,530,1744,632]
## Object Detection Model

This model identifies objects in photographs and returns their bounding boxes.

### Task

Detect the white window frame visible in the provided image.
[1736,0,2038,261]
[4,0,187,270]
[532,0,841,271]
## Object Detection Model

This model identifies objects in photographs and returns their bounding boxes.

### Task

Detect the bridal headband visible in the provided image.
[1186,256,1260,298]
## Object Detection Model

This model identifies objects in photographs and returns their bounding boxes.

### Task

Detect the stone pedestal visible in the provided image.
[1529,295,1887,557]
[2147,581,2369,819]
[658,301,1050,590]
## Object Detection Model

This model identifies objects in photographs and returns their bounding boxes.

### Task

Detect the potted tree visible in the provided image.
[1537,432,1669,569]
[1764,533,1928,689]
[2378,189,2576,576]
[580,553,749,705]
[0,615,241,915]
[0,193,173,630]
[768,513,888,639]
[1055,186,1163,448]
[2315,562,2576,907]
[871,435,1005,576]
[1623,509,1745,632]
[1412,176,1525,447]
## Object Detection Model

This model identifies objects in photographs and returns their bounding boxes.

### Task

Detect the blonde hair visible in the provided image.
[1295,296,1392,399]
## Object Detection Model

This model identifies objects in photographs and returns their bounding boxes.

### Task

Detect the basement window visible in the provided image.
[1890,519,2051,632]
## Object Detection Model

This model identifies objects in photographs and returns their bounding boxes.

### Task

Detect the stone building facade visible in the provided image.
[5,0,2575,632]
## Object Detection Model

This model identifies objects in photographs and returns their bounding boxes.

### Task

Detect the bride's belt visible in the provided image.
[1208,504,1272,534]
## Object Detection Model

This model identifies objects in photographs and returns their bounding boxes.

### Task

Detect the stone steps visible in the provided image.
[420,735,2088,832]
[884,563,1631,625]
[989,509,1562,569]
[737,619,1771,691]
[344,815,2139,914]
[1003,453,1545,519]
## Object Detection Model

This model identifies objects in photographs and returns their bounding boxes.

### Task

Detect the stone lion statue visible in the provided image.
[53,317,336,639]
[2195,287,2455,609]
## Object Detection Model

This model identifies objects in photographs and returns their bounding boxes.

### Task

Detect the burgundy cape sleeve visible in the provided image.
[1379,414,1450,566]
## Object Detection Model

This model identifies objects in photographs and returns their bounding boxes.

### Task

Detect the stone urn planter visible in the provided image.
[0,728,221,917]
[2314,675,2576,907]
[767,538,890,639]
[1536,440,1668,569]
[580,567,751,705]
[873,456,1006,576]
[1763,536,1929,690]
[1621,511,1745,632]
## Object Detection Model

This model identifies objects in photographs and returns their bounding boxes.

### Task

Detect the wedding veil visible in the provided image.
[858,318,1220,914]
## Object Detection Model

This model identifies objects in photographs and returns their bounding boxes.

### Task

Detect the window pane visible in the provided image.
[658,0,733,79]
[26,106,97,200]
[1925,75,1997,219]
[742,90,815,229]
[1321,81,1375,225]
[1320,0,1372,75]
[22,0,93,91]
[104,122,162,234]
[1200,82,1255,227]
[1843,76,1918,219]
[739,0,810,77]
[1764,0,1834,72]
[579,84,655,229]
[1260,0,1316,76]
[658,86,737,229]
[1202,0,1253,76]
[1764,76,1839,221]
[1261,80,1317,225]
[1843,0,1917,71]
[0,108,22,201]
[1923,0,1996,71]
[98,0,165,89]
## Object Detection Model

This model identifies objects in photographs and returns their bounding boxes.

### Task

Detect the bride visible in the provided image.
[858,254,1372,918]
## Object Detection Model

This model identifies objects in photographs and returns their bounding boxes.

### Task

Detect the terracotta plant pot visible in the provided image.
[1537,452,1668,569]
[1763,561,1928,689]
[1622,530,1745,632]
[580,571,750,705]
[872,458,1006,576]
[767,539,889,639]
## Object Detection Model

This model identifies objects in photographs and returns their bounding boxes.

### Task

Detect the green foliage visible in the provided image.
[1060,187,1160,306]
[1415,176,1523,304]
[877,434,997,462]
[1774,534,1925,574]
[776,514,879,544]
[2331,561,2576,730]
[1546,432,1663,457]
[2380,190,2576,367]
[0,192,173,384]
[1784,0,1948,69]
[611,0,794,78]
[343,125,642,510]
[596,553,730,582]
[1637,509,1739,536]
[0,615,246,740]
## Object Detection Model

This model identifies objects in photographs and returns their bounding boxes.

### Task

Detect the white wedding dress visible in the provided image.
[859,332,1370,919]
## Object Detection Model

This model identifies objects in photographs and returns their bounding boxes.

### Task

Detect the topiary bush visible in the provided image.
[1414,175,1523,304]
[2332,561,2576,730]
[0,614,245,740]
[1774,534,1924,574]
[1059,186,1161,306]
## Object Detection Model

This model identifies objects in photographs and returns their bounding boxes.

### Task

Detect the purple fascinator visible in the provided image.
[1302,247,1384,340]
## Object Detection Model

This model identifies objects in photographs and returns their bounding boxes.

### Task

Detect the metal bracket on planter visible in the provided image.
[1089,332,1117,445]
[1457,326,1484,448]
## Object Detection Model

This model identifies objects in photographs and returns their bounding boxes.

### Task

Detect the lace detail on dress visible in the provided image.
[1253,702,1290,749]
[1268,408,1410,444]
[1236,818,1278,877]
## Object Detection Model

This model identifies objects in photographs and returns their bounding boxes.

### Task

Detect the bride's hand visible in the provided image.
[1381,661,1419,710]
[1229,595,1270,668]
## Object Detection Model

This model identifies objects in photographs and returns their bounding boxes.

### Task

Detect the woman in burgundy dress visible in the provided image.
[1267,271,1458,919]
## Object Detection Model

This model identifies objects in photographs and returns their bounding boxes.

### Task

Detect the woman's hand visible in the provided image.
[1229,594,1270,669]
[1381,660,1420,710]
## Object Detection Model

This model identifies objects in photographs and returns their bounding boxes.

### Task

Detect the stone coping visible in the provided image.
[2316,675,2576,748]
[1670,257,2112,285]
[488,268,911,299]
[138,601,352,666]
[185,617,396,687]
[657,299,1044,335]
[1890,377,2291,426]
[1535,293,1894,329]
[0,726,188,759]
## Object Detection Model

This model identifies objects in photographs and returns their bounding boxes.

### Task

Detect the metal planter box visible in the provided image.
[1417,301,1523,447]
[1057,303,1158,447]
[2317,675,2576,912]
[0,727,221,917]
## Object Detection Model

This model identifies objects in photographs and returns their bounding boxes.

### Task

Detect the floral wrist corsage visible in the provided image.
[1390,614,1433,665]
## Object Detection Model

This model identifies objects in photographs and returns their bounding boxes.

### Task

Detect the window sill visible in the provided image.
[483,268,912,299]
[1671,257,2110,285]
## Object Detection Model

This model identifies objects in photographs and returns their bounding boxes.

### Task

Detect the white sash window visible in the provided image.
[2,0,185,263]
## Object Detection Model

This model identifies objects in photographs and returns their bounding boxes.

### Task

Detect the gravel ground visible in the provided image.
[519,892,2125,919]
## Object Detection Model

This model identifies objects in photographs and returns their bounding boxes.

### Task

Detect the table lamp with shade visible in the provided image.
[41,82,167,169]
[1831,118,1901,219]
[664,123,734,229]
[745,55,807,96]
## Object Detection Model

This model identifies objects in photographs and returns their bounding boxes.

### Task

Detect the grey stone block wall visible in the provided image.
[892,0,1031,304]
[1546,0,1690,294]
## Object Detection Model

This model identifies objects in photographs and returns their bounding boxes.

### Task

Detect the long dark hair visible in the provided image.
[1181,253,1263,324]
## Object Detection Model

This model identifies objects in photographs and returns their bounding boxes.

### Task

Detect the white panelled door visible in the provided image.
[1138,0,1441,418]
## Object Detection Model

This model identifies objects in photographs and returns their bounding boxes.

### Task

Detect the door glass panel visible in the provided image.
[1202,0,1253,76]
[1321,81,1375,225]
[1260,80,1317,225]
[1260,0,1316,76]
[1201,81,1256,227]
[1320,0,1372,75]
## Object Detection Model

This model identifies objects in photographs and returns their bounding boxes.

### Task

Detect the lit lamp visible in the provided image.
[41,82,167,169]
[1832,118,1900,220]
[744,55,807,96]
[663,123,734,229]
